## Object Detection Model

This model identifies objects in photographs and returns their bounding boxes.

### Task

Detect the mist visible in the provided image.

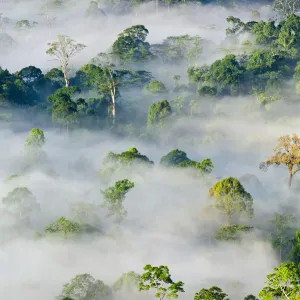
[0,0,299,299]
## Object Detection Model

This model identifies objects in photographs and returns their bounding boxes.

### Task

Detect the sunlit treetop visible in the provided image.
[260,133,300,188]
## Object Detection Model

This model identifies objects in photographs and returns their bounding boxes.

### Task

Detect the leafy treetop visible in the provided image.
[139,264,185,300]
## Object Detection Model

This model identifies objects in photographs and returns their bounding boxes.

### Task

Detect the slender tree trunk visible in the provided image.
[288,174,293,190]
[64,74,69,88]
[110,91,115,125]
[156,0,158,14]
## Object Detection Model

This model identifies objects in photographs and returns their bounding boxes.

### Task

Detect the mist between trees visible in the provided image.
[2,0,300,299]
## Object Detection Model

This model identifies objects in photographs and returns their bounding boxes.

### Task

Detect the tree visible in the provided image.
[258,262,300,299]
[112,271,141,293]
[214,225,253,242]
[289,231,300,264]
[79,62,119,124]
[244,295,258,300]
[194,286,230,300]
[147,99,172,128]
[144,80,166,93]
[112,25,152,64]
[25,128,45,150]
[2,187,40,225]
[138,264,184,300]
[58,273,112,300]
[159,149,214,176]
[18,66,43,83]
[46,35,86,88]
[99,148,154,182]
[259,133,300,189]
[274,0,300,16]
[48,87,80,132]
[208,177,254,225]
[101,179,134,224]
[269,213,296,262]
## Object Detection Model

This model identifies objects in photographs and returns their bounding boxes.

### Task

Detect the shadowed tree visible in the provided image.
[138,264,184,300]
[46,35,86,88]
[260,133,300,189]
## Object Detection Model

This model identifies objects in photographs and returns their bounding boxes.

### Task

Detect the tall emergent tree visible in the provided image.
[260,133,300,189]
[46,35,86,88]
[139,264,184,300]
[101,179,134,224]
[208,177,254,225]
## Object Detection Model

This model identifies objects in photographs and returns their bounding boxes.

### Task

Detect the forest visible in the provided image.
[2,0,300,299]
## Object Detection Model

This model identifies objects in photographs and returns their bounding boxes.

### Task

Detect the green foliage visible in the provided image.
[144,80,166,93]
[112,25,152,64]
[269,213,296,261]
[103,147,154,167]
[48,87,80,130]
[147,99,172,128]
[208,177,254,224]
[258,262,300,300]
[139,264,185,300]
[151,35,203,64]
[289,231,300,264]
[214,225,253,242]
[42,217,82,238]
[159,149,213,176]
[112,271,141,292]
[194,286,230,300]
[226,16,256,36]
[58,273,112,300]
[244,295,258,300]
[101,179,134,224]
[25,128,45,149]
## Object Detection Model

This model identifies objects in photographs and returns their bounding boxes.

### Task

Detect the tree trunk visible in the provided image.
[156,0,158,14]
[288,174,293,190]
[110,90,116,125]
[64,74,69,88]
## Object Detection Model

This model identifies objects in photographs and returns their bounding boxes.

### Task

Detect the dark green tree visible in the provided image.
[147,99,172,128]
[112,25,152,64]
